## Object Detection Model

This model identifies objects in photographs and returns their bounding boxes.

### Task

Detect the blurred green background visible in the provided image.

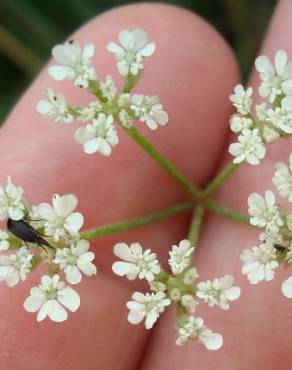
[0,0,276,122]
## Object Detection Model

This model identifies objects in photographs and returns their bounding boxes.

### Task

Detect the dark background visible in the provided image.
[0,0,276,122]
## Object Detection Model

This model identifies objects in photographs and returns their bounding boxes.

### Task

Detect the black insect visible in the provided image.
[274,244,287,252]
[7,218,54,252]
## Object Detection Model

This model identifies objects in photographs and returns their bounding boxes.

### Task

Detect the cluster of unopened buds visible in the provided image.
[3,26,292,350]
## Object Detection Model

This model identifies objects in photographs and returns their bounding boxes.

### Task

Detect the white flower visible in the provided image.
[36,88,74,124]
[99,75,117,101]
[126,291,171,329]
[112,242,160,282]
[119,109,133,128]
[183,267,199,285]
[0,246,33,287]
[259,230,283,245]
[240,242,278,284]
[181,295,198,313]
[78,101,102,122]
[149,281,166,293]
[229,84,253,115]
[28,205,45,230]
[74,113,119,156]
[168,239,194,275]
[169,288,181,301]
[248,191,283,232]
[196,275,240,310]
[0,177,26,221]
[229,128,266,165]
[266,96,292,133]
[229,115,253,133]
[255,103,269,121]
[53,239,97,284]
[118,93,132,108]
[0,231,9,251]
[107,29,155,76]
[255,50,292,103]
[130,95,168,130]
[272,153,292,201]
[262,126,280,144]
[38,194,84,242]
[176,316,223,350]
[49,41,96,88]
[281,276,292,298]
[23,274,80,322]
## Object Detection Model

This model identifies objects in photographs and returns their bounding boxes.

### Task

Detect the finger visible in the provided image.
[140,1,292,369]
[0,3,239,370]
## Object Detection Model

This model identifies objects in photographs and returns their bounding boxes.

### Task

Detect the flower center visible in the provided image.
[46,288,58,300]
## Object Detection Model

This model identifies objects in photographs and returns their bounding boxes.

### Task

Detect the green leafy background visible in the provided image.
[0,0,276,122]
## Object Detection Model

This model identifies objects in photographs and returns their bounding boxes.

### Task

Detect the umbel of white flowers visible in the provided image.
[229,50,292,166]
[240,151,292,298]
[37,29,168,156]
[0,177,97,322]
[112,239,240,349]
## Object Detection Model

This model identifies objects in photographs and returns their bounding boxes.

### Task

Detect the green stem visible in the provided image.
[207,200,250,224]
[122,72,141,93]
[81,201,192,240]
[188,205,205,246]
[204,162,239,198]
[122,125,202,199]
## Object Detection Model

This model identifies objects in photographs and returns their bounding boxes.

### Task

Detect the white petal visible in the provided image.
[48,66,71,81]
[74,127,95,144]
[224,287,241,301]
[82,43,95,63]
[275,50,287,74]
[24,295,46,312]
[112,261,137,278]
[77,259,97,277]
[138,43,155,57]
[58,287,80,312]
[38,203,56,221]
[98,140,112,156]
[113,243,136,262]
[84,139,99,154]
[6,270,20,287]
[53,194,78,217]
[64,212,84,234]
[200,331,223,350]
[8,207,24,221]
[219,274,234,289]
[281,276,292,298]
[74,239,90,255]
[65,265,82,284]
[145,311,158,329]
[77,250,94,263]
[37,300,67,322]
[127,308,144,325]
[36,100,52,114]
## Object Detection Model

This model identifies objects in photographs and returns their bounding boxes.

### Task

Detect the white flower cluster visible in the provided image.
[37,29,168,156]
[112,239,240,349]
[0,177,97,322]
[241,153,292,298]
[229,50,292,166]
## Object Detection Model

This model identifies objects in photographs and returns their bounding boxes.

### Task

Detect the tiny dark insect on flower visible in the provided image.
[274,244,287,252]
[7,218,54,251]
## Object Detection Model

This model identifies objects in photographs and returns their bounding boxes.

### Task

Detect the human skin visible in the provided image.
[0,1,290,369]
